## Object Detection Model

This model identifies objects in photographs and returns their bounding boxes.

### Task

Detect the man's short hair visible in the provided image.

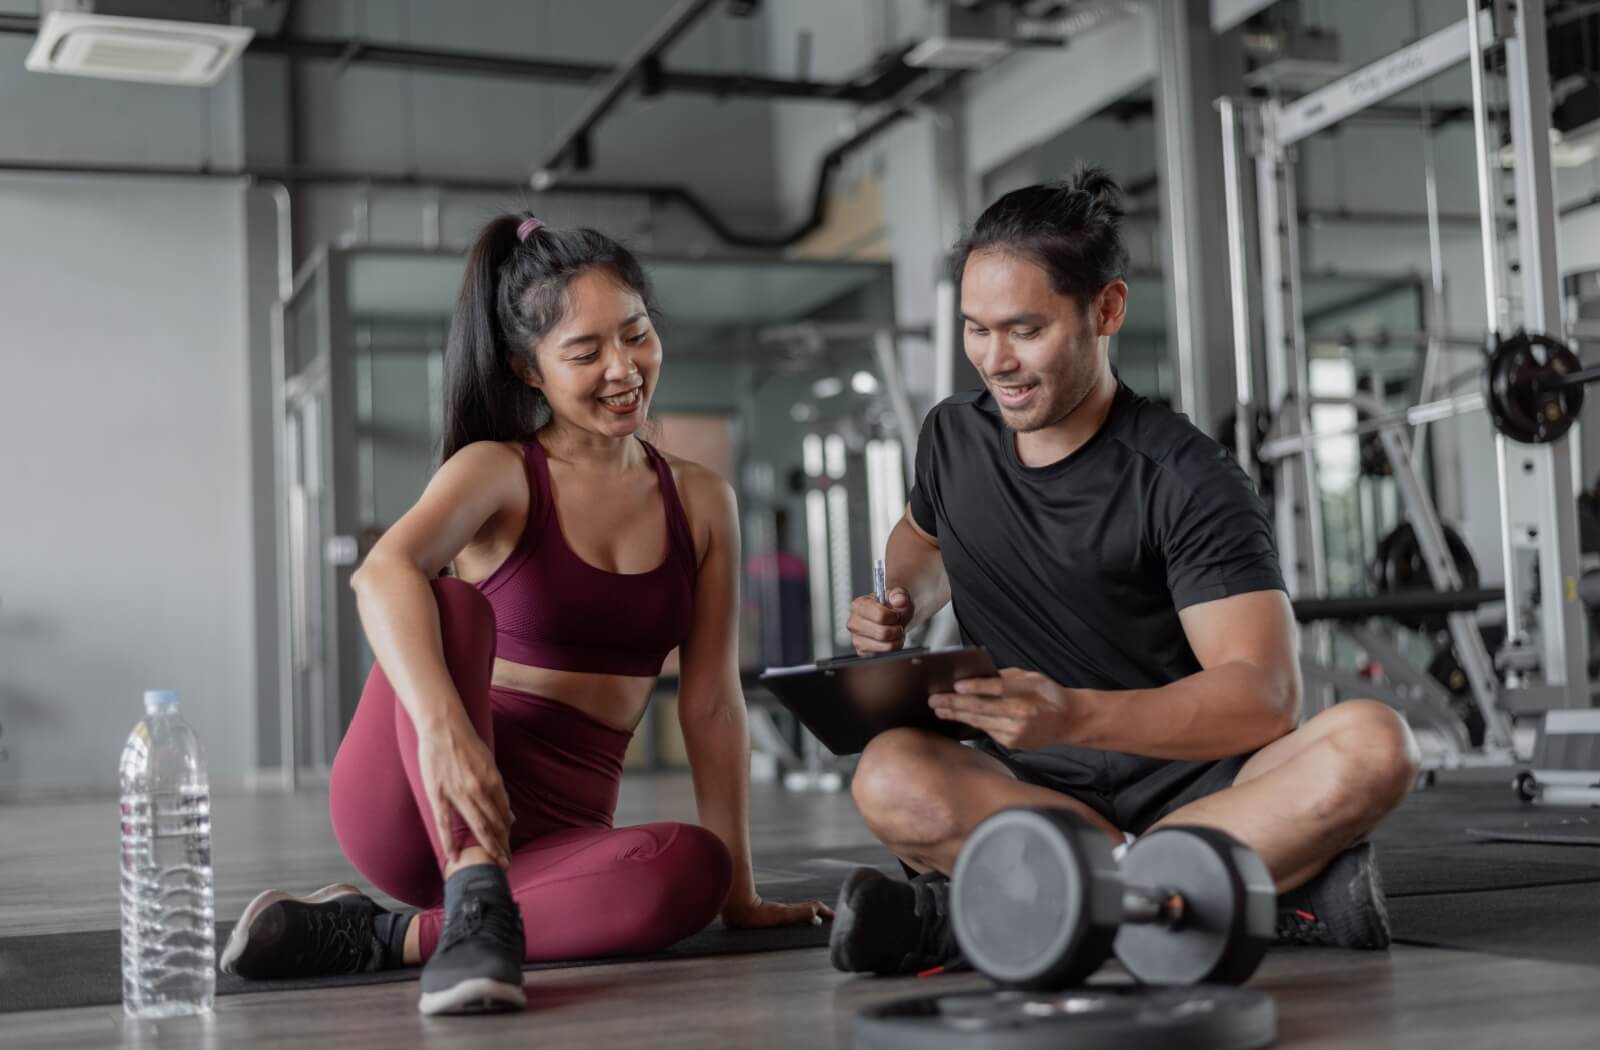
[952,163,1130,307]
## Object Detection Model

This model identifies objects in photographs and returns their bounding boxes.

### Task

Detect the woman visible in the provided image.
[220,215,829,1015]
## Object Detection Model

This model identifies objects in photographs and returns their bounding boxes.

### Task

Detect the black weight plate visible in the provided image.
[1114,827,1276,986]
[952,807,1120,989]
[1427,647,1488,747]
[1369,523,1480,630]
[1487,332,1584,444]
[851,985,1278,1050]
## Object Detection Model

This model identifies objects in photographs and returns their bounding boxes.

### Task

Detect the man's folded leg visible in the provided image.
[830,727,1123,976]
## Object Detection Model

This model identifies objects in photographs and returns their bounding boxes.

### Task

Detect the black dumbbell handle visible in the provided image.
[1123,886,1186,927]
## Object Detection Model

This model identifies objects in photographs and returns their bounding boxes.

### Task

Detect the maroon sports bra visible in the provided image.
[472,438,696,676]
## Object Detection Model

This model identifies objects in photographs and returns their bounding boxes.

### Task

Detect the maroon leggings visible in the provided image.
[328,578,733,962]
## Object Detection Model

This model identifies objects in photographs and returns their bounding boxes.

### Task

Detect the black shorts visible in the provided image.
[981,746,1254,837]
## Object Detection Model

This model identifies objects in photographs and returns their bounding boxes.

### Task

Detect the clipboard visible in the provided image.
[757,645,999,756]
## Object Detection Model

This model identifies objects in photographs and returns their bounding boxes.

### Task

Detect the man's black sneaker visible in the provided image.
[418,868,526,1015]
[1275,841,1391,949]
[219,883,391,978]
[829,867,963,976]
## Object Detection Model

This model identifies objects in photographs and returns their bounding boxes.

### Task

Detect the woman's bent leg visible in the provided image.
[329,576,498,905]
[412,821,733,962]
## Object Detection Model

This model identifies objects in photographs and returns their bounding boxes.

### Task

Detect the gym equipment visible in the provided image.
[852,986,1277,1050]
[1427,646,1490,748]
[1484,331,1590,444]
[1369,522,1480,630]
[1512,710,1600,806]
[1223,1,1594,773]
[949,808,1275,990]
[1357,408,1393,479]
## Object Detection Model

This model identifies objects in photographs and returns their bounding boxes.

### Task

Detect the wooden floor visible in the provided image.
[5,775,1600,1049]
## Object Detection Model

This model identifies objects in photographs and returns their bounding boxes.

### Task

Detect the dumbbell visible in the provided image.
[950,807,1276,989]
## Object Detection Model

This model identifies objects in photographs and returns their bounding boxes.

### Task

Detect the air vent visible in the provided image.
[904,37,1012,70]
[25,12,254,87]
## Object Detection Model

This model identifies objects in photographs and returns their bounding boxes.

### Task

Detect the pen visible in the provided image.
[874,558,888,606]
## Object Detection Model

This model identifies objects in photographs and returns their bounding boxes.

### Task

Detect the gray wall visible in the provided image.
[289,0,782,256]
[0,21,262,795]
[0,176,254,794]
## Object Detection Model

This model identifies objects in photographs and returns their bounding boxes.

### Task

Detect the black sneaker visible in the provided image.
[1275,841,1391,949]
[828,867,963,976]
[219,883,390,978]
[418,872,526,1015]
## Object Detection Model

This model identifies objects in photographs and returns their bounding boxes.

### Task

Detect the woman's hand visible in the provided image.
[722,895,834,930]
[416,712,513,869]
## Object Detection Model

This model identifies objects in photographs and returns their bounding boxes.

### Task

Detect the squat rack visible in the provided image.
[1217,0,1591,755]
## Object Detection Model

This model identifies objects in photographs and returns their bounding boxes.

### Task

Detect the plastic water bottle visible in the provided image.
[119,689,215,1018]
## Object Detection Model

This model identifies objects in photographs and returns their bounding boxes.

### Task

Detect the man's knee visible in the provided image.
[1323,700,1422,813]
[851,728,963,845]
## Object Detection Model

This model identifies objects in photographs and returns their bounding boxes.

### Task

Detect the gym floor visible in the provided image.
[5,772,1600,1049]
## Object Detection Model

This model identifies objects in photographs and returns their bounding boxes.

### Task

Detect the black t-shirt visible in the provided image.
[908,383,1285,794]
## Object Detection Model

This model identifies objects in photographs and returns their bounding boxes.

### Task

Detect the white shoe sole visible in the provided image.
[417,976,527,1015]
[218,882,364,976]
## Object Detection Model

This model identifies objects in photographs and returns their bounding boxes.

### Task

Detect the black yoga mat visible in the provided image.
[1391,882,1600,966]
[1464,816,1600,847]
[0,847,899,1015]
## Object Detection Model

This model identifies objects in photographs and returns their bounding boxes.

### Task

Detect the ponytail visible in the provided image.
[439,214,657,464]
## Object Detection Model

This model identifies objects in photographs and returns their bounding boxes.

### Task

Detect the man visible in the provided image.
[828,166,1419,977]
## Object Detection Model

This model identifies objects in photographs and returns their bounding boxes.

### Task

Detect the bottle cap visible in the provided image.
[143,689,179,711]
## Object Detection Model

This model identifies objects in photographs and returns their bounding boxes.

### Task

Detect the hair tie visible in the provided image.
[516,216,545,243]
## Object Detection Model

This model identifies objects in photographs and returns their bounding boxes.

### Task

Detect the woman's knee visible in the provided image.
[431,576,496,649]
[425,576,497,711]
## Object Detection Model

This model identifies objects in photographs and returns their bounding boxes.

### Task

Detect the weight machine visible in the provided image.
[1218,0,1600,798]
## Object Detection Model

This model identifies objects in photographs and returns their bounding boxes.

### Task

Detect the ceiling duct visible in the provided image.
[23,1,285,86]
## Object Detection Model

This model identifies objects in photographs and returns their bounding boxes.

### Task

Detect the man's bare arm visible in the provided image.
[1071,589,1301,758]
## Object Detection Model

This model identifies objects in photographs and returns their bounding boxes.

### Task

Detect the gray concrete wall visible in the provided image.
[0,175,254,793]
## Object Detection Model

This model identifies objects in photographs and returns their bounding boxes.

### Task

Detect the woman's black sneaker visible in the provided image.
[418,866,526,1015]
[828,867,963,976]
[220,883,392,978]
[1275,841,1391,949]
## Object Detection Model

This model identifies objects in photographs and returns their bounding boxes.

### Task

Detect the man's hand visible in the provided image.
[929,668,1082,750]
[847,588,914,654]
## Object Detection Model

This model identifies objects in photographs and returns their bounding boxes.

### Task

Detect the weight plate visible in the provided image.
[952,807,1120,989]
[1369,523,1480,630]
[1487,331,1584,444]
[1427,647,1488,747]
[1114,827,1275,986]
[851,985,1278,1050]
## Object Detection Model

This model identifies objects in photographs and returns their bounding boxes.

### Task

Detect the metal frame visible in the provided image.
[1218,0,1592,756]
